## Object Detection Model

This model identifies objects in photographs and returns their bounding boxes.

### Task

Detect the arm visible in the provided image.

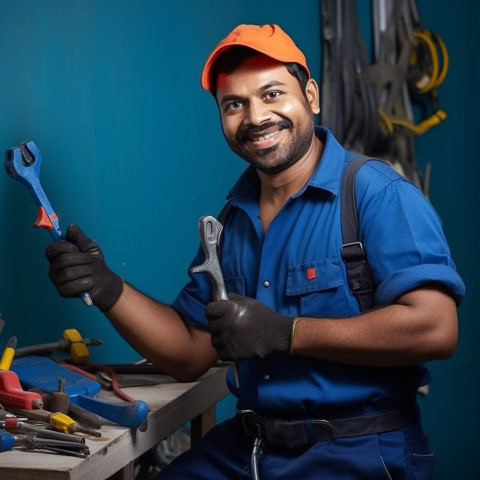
[45,224,217,382]
[291,283,458,367]
[105,283,217,381]
[206,283,458,367]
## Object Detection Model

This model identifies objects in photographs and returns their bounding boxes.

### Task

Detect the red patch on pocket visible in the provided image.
[306,267,316,280]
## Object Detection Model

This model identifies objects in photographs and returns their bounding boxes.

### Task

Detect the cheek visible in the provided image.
[221,117,239,140]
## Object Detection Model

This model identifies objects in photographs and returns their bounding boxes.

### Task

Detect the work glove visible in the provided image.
[205,293,295,361]
[45,224,123,312]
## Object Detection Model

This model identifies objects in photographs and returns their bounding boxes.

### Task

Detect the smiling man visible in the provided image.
[45,24,465,479]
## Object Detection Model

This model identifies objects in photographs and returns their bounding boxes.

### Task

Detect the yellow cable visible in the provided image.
[378,109,447,136]
[412,31,439,94]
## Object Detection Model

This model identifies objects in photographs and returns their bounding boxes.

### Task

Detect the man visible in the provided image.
[46,24,465,479]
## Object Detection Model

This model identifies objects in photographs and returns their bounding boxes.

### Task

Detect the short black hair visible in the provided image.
[209,45,309,97]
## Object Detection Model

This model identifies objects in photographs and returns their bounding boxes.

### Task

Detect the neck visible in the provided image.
[258,135,323,232]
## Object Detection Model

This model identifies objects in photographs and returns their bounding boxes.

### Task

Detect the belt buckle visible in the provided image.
[239,410,265,438]
[311,419,335,442]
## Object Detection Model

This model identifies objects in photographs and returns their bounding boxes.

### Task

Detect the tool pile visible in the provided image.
[0,329,150,458]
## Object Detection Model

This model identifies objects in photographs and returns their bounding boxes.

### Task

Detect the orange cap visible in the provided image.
[201,24,310,91]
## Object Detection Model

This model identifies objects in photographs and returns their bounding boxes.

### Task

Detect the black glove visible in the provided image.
[45,224,123,312]
[205,293,295,361]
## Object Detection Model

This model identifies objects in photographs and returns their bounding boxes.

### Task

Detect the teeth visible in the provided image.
[256,130,279,141]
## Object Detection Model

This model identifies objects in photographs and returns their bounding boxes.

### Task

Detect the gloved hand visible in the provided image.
[205,293,295,361]
[45,224,123,312]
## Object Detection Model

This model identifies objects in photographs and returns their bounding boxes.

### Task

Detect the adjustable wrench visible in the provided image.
[5,141,92,306]
[191,215,240,389]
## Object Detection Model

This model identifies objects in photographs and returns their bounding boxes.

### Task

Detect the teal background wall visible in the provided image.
[0,1,477,478]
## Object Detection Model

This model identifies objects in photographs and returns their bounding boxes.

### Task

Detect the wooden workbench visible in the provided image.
[0,366,229,480]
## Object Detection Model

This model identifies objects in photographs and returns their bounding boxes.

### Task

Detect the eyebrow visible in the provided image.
[219,80,288,107]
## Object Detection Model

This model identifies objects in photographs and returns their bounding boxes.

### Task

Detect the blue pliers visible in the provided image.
[5,141,92,306]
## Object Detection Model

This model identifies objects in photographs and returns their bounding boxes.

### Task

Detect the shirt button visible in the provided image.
[263,281,270,288]
[264,374,270,380]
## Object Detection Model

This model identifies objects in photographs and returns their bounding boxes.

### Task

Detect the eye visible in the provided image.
[224,100,243,113]
[264,90,282,101]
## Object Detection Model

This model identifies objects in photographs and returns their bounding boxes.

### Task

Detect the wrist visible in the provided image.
[290,316,300,355]
[95,273,124,312]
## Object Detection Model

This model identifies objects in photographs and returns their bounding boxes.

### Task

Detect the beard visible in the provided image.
[228,117,315,175]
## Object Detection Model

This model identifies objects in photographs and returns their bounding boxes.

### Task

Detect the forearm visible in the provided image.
[291,285,458,367]
[105,282,217,381]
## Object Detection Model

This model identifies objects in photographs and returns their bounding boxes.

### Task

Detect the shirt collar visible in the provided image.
[228,126,347,204]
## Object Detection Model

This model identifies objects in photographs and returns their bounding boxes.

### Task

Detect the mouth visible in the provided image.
[249,128,283,149]
[237,121,292,150]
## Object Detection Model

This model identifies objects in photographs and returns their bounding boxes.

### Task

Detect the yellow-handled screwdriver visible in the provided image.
[0,337,17,370]
[13,408,101,437]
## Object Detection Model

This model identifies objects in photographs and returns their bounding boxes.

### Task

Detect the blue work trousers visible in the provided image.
[156,416,435,479]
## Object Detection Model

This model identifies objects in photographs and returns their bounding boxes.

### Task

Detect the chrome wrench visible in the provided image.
[191,215,240,389]
[5,141,92,306]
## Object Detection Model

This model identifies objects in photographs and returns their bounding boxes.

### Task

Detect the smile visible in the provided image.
[254,130,281,142]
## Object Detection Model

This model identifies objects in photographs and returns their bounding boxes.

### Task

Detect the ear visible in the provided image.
[305,78,320,115]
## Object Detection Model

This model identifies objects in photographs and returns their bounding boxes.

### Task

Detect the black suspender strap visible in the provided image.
[340,156,377,312]
[217,156,378,312]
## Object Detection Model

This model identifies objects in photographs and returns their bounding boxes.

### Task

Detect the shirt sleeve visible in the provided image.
[355,162,465,306]
[171,246,212,328]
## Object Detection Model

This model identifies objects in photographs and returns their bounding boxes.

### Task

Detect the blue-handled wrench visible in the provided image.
[5,141,92,306]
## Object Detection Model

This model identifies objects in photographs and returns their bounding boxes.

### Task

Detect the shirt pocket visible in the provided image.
[286,258,348,316]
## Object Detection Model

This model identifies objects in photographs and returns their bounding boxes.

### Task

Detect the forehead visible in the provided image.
[215,54,298,98]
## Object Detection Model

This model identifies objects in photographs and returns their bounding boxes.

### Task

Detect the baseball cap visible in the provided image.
[201,24,310,91]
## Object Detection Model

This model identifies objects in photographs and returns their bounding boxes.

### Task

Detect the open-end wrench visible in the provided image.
[191,215,240,389]
[5,141,92,306]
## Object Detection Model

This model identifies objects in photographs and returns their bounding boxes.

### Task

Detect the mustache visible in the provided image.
[236,120,292,143]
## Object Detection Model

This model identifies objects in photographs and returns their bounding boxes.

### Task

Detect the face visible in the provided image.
[215,55,320,175]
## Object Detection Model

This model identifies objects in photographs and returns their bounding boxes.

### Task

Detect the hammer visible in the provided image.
[14,329,103,364]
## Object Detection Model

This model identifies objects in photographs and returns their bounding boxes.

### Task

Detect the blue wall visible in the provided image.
[0,1,477,478]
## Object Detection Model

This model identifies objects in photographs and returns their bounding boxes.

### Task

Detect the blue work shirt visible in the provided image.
[173,126,465,418]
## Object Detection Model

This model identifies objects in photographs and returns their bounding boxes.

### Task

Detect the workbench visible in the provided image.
[0,366,229,480]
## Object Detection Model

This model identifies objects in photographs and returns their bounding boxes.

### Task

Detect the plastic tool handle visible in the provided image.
[72,395,149,429]
[0,370,43,410]
[0,429,15,452]
[5,141,92,306]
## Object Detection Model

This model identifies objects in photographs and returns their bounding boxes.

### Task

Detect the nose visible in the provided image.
[245,98,271,126]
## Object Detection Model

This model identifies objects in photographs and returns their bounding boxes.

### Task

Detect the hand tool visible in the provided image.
[68,363,138,403]
[5,140,92,306]
[0,429,15,452]
[22,432,90,457]
[11,356,149,429]
[0,430,90,457]
[191,215,240,389]
[1,416,86,443]
[50,377,69,413]
[28,386,104,430]
[0,336,44,410]
[0,354,44,409]
[0,336,17,370]
[12,407,101,437]
[15,328,103,364]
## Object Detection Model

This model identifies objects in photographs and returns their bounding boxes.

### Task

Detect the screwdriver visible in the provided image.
[1,417,86,443]
[13,408,101,437]
[0,336,17,370]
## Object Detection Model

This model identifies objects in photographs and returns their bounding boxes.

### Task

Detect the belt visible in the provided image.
[238,405,417,450]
